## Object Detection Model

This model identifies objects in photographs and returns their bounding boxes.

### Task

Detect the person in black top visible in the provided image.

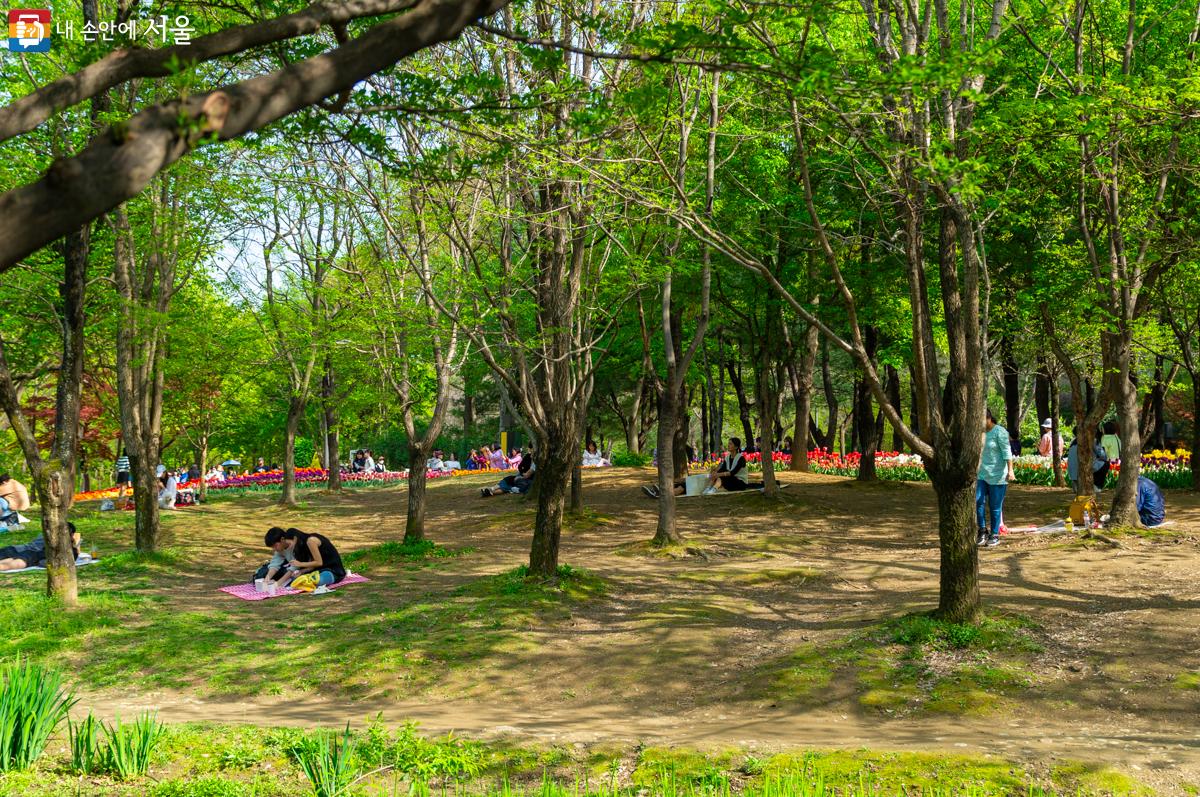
[0,522,81,570]
[704,437,751,494]
[279,527,346,586]
[481,448,536,496]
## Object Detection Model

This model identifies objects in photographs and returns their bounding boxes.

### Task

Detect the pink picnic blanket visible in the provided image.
[219,573,370,601]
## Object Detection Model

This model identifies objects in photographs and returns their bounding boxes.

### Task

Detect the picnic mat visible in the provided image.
[678,483,789,499]
[219,572,370,601]
[1,554,97,574]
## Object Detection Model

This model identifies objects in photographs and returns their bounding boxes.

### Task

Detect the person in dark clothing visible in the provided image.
[704,437,751,494]
[279,527,346,586]
[1136,476,1165,527]
[481,449,536,496]
[0,523,81,570]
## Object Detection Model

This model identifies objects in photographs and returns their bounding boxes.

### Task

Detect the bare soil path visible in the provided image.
[68,469,1200,791]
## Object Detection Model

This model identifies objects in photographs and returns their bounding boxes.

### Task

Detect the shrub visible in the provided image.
[0,658,76,771]
[611,449,652,467]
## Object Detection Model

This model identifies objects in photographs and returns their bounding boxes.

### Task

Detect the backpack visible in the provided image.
[1068,495,1099,525]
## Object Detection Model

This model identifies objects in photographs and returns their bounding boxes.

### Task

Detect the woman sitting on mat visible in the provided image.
[279,527,346,587]
[703,437,751,495]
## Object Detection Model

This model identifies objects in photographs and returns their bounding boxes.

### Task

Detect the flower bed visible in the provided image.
[697,448,1193,489]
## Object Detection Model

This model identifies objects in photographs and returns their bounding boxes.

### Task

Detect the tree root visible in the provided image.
[1083,530,1125,548]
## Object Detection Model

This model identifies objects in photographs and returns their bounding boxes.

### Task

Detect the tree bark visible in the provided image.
[1193,377,1200,491]
[280,397,304,507]
[1034,358,1052,426]
[931,471,980,622]
[404,447,428,543]
[1001,336,1021,454]
[652,394,682,546]
[1109,348,1142,526]
[528,436,571,577]
[727,356,756,446]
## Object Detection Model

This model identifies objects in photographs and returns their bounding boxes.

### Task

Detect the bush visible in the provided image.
[0,658,76,771]
[611,449,652,467]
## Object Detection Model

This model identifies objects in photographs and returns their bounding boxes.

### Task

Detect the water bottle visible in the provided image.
[1082,509,1091,530]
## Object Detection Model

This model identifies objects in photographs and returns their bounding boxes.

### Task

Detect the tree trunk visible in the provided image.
[132,457,161,551]
[1049,380,1065,488]
[1001,336,1021,454]
[322,358,341,491]
[887,364,903,453]
[197,434,209,500]
[1035,359,1052,426]
[1109,356,1142,526]
[281,397,304,507]
[672,384,690,481]
[570,459,583,513]
[727,358,755,446]
[528,436,570,578]
[653,387,683,546]
[404,445,428,544]
[931,471,980,622]
[326,423,341,491]
[759,384,779,497]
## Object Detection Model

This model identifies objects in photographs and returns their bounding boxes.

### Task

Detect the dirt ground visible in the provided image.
[76,469,1200,791]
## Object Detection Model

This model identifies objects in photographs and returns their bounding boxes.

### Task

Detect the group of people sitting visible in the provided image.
[642,437,759,498]
[253,526,346,588]
[425,450,463,472]
[480,447,536,496]
[350,449,387,473]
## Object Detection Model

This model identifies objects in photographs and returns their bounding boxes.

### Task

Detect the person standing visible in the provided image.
[1037,419,1063,457]
[976,408,1015,548]
[115,449,131,498]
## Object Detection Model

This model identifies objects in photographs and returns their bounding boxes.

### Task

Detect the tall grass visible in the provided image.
[295,723,360,797]
[0,658,76,771]
[99,712,165,779]
[68,711,101,773]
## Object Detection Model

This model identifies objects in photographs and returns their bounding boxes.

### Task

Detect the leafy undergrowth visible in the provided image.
[0,720,1148,796]
[763,613,1043,716]
[342,539,470,572]
[0,564,605,700]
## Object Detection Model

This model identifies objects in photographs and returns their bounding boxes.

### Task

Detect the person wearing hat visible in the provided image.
[1037,418,1064,457]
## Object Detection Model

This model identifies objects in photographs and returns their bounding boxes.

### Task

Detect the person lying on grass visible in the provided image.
[254,526,297,584]
[0,522,81,571]
[277,527,346,587]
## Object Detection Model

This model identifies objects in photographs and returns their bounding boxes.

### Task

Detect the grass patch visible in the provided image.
[762,613,1041,716]
[1051,759,1154,795]
[0,720,1122,796]
[342,539,469,572]
[1174,670,1200,689]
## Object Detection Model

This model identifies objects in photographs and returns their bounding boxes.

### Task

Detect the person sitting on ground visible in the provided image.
[375,456,387,473]
[481,448,536,496]
[582,441,610,467]
[0,474,31,527]
[1100,419,1122,464]
[781,437,793,456]
[426,451,445,471]
[351,450,367,473]
[253,457,269,474]
[255,526,297,583]
[641,456,692,498]
[0,522,82,571]
[187,463,201,482]
[487,444,510,470]
[443,452,462,470]
[1067,426,1109,495]
[206,464,225,482]
[158,472,178,509]
[466,449,483,470]
[1037,419,1064,457]
[1136,475,1165,528]
[703,437,751,494]
[363,449,376,472]
[279,527,346,587]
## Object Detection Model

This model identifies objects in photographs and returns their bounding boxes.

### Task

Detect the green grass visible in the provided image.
[0,722,1150,796]
[0,563,606,699]
[341,539,470,572]
[763,613,1042,716]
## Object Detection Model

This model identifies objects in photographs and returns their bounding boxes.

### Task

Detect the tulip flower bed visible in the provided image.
[696,448,1193,489]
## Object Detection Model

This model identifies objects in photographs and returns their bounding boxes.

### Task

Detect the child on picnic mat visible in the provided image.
[255,526,297,583]
[0,523,81,571]
[278,527,346,587]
